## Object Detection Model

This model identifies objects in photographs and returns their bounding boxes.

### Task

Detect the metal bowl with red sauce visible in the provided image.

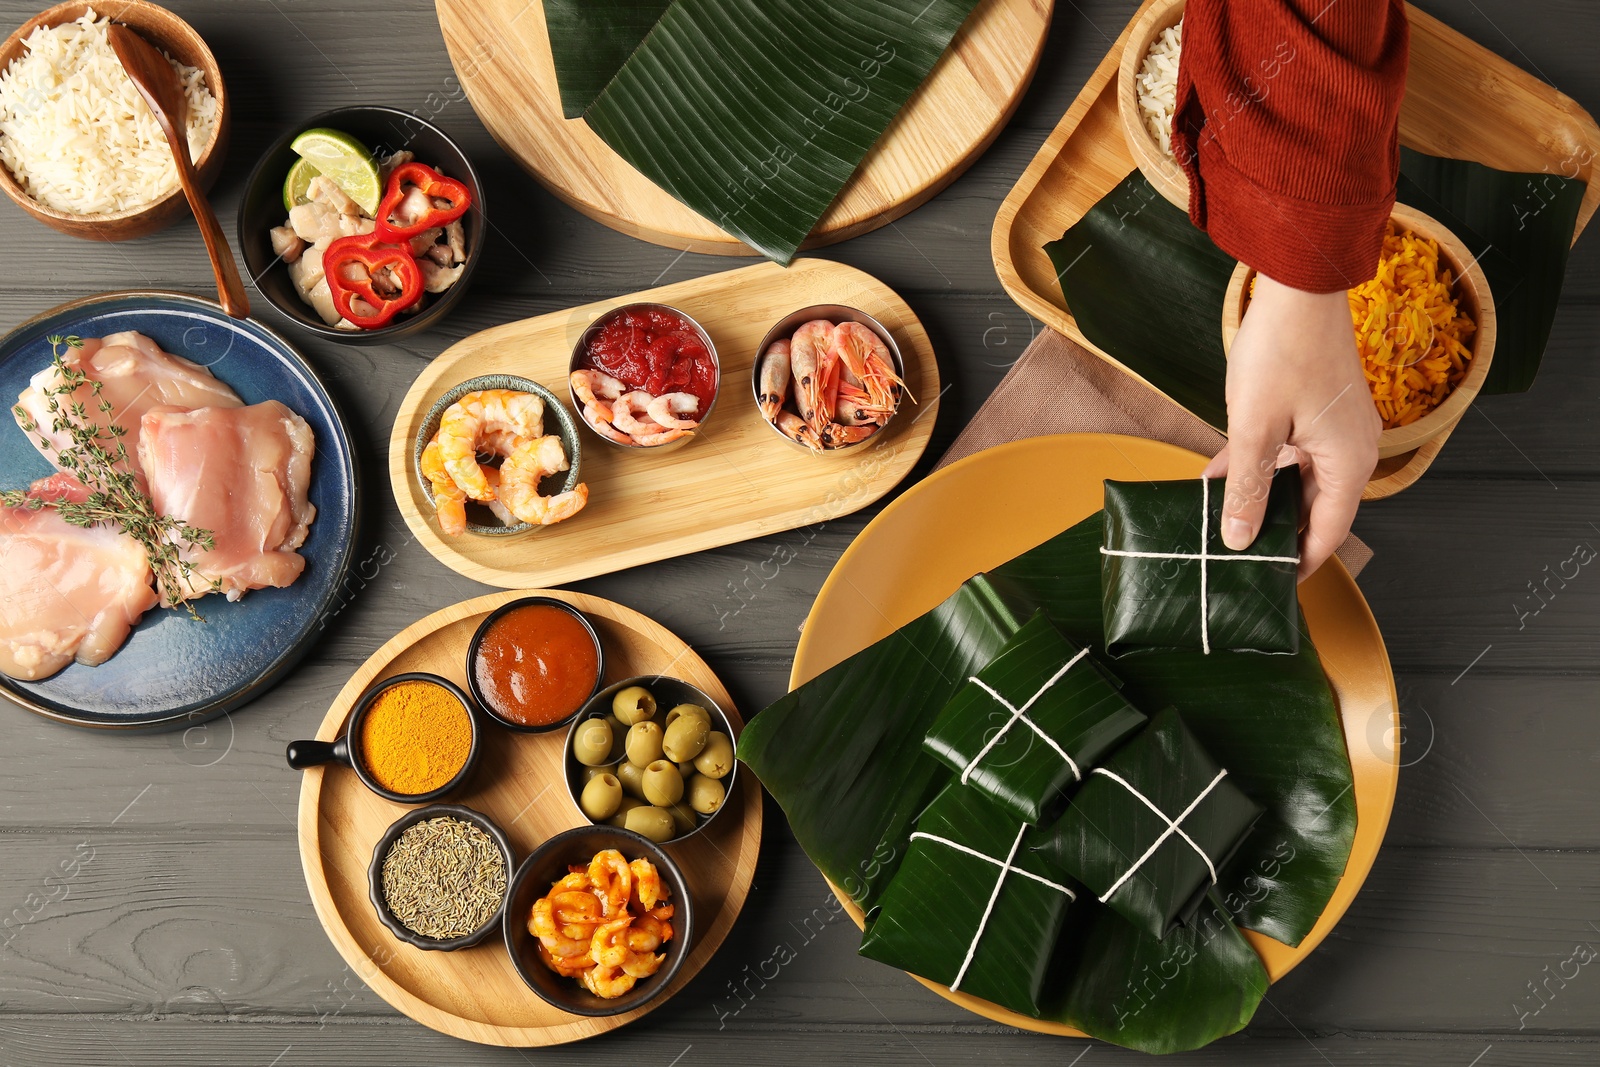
[465,597,604,733]
[568,302,719,452]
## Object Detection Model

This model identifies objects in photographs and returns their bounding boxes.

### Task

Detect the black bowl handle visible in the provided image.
[286,736,350,770]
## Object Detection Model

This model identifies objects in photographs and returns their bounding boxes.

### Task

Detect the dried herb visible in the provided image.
[381,816,507,940]
[1,335,219,615]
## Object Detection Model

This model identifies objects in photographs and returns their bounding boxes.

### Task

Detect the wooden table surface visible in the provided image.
[0,2,1595,1063]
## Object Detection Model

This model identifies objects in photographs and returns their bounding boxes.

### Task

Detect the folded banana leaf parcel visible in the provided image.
[1101,469,1302,656]
[924,609,1147,823]
[738,509,1357,1053]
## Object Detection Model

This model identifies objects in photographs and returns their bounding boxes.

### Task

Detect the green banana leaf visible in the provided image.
[1102,471,1301,657]
[859,781,1080,1016]
[739,510,1354,1051]
[542,0,981,263]
[925,610,1146,824]
[1044,891,1270,1055]
[1045,153,1587,427]
[1039,707,1262,941]
[985,517,1353,948]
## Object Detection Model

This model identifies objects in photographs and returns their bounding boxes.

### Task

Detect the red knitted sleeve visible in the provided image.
[1172,0,1409,294]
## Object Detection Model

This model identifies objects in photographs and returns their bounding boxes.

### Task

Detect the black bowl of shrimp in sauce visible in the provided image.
[412,375,587,537]
[567,302,719,452]
[752,305,908,455]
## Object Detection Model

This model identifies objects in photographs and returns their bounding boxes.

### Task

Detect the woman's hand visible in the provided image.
[1203,273,1381,581]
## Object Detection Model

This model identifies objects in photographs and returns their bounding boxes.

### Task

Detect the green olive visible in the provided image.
[687,774,726,815]
[694,731,734,779]
[625,721,665,766]
[606,795,646,827]
[664,703,712,731]
[572,718,614,767]
[616,759,647,799]
[581,763,616,783]
[580,773,623,820]
[624,805,676,842]
[662,715,710,762]
[641,759,685,806]
[666,800,698,835]
[612,686,658,726]
[604,714,629,761]
[677,760,698,778]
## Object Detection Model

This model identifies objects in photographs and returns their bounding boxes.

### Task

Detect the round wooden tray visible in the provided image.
[792,434,1399,1036]
[435,0,1054,254]
[295,590,761,1046]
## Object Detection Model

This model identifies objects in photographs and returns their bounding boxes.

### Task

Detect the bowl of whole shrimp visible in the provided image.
[412,375,588,537]
[568,302,719,452]
[753,305,909,453]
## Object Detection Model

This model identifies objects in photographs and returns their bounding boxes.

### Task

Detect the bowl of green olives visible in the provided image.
[563,675,738,844]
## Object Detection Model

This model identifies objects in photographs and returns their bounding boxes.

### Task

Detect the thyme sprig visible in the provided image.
[1,335,219,618]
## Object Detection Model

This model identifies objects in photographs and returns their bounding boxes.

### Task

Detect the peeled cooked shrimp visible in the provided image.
[646,392,700,430]
[419,437,468,536]
[585,403,634,444]
[499,436,588,526]
[580,964,637,999]
[757,339,792,423]
[436,389,546,499]
[610,392,664,437]
[571,369,625,410]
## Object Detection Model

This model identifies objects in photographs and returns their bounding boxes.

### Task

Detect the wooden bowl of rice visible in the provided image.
[1221,203,1498,460]
[1117,0,1189,212]
[0,1,228,240]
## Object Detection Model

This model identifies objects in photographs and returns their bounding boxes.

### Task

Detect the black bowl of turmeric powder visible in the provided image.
[286,672,483,804]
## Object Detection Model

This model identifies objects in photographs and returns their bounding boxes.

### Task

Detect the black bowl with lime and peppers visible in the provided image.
[238,105,484,345]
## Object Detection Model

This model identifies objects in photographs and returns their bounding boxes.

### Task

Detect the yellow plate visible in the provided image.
[789,433,1398,1036]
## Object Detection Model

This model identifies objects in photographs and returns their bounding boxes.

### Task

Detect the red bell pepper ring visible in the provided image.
[374,162,473,242]
[323,233,424,330]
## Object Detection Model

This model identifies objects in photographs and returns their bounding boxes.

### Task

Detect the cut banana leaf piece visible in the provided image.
[859,782,1079,1016]
[1045,152,1586,427]
[553,0,981,263]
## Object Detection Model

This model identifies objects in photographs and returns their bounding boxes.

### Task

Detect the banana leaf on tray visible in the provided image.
[541,0,981,264]
[738,512,1353,1052]
[1044,152,1587,427]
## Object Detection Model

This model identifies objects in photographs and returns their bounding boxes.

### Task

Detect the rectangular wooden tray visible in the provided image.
[992,0,1600,500]
[389,259,939,588]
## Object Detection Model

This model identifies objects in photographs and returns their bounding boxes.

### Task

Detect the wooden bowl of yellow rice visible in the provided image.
[1221,202,1497,460]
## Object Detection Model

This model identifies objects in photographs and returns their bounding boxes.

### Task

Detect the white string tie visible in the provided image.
[962,648,1090,783]
[1091,767,1228,902]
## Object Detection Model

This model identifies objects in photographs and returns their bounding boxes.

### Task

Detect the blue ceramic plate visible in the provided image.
[0,292,360,730]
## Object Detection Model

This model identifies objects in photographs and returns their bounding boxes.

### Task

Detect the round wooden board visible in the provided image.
[791,434,1399,1037]
[295,590,762,1046]
[389,259,940,589]
[435,0,1054,254]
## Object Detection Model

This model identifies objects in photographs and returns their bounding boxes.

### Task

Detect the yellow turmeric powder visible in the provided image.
[359,680,472,796]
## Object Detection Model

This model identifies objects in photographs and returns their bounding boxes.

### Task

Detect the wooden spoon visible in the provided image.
[108,23,250,319]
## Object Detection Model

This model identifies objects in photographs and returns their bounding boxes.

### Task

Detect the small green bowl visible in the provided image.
[412,374,582,536]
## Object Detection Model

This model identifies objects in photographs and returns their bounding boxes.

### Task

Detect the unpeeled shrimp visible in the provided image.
[437,389,546,499]
[775,410,822,453]
[499,435,589,526]
[757,339,792,422]
[790,319,840,432]
[646,392,700,430]
[830,322,908,417]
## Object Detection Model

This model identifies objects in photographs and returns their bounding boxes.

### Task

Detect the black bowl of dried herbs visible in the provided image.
[367,803,514,950]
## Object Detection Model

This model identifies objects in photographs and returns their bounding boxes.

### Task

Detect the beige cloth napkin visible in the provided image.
[934,330,1373,578]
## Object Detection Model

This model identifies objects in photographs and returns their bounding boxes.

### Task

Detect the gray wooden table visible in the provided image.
[0,1,1596,1063]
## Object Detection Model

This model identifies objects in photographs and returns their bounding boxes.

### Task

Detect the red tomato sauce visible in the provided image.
[473,604,599,727]
[582,306,717,409]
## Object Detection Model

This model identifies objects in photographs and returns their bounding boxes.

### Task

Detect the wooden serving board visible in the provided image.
[991,0,1600,501]
[390,259,940,588]
[435,0,1052,255]
[295,590,761,1047]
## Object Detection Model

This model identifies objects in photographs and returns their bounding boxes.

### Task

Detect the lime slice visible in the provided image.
[282,157,320,213]
[289,128,381,215]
